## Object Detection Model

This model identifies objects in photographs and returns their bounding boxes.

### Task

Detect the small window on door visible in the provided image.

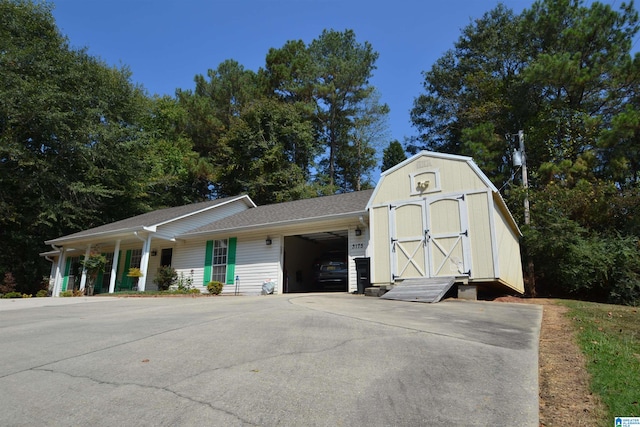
[160,248,173,267]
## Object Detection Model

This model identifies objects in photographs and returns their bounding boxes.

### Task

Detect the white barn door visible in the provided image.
[390,195,471,281]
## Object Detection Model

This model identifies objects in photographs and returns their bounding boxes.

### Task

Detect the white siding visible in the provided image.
[232,235,282,296]
[172,239,210,291]
[347,226,369,292]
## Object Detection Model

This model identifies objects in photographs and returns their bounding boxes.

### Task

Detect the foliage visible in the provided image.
[153,265,177,291]
[176,270,194,291]
[207,281,224,295]
[561,300,640,421]
[0,1,206,295]
[381,140,407,172]
[410,0,640,303]
[127,267,144,278]
[1,291,24,298]
[0,272,17,294]
[79,253,105,295]
[36,289,48,297]
[59,290,73,297]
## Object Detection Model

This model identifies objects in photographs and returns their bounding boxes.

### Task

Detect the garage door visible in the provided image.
[390,195,471,280]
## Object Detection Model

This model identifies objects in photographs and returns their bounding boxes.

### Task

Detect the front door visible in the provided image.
[390,195,470,281]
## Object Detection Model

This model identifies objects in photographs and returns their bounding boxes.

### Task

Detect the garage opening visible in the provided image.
[283,230,348,293]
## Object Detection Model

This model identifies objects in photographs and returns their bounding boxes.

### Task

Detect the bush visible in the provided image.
[0,272,17,294]
[207,281,223,295]
[36,289,48,297]
[154,266,177,291]
[59,290,73,297]
[1,291,23,299]
[189,288,201,294]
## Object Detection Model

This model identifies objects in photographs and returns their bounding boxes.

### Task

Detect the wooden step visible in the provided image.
[380,277,456,303]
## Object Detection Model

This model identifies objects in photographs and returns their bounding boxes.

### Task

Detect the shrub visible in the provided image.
[189,288,201,294]
[207,281,223,295]
[60,290,73,297]
[36,289,48,297]
[0,272,17,294]
[2,291,23,299]
[154,266,177,291]
[177,271,194,291]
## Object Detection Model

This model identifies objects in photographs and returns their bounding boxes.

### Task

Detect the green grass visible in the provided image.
[559,300,640,422]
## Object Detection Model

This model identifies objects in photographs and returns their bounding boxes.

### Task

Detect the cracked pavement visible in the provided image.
[0,294,541,426]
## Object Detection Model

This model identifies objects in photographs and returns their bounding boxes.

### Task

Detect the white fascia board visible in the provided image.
[44,226,149,246]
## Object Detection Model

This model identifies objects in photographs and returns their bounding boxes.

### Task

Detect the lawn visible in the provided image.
[560,300,640,423]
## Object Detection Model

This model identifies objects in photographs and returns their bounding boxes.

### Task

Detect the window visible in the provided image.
[130,249,142,269]
[160,248,173,267]
[211,239,228,283]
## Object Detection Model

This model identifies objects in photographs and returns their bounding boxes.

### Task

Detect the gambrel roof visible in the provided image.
[181,190,374,237]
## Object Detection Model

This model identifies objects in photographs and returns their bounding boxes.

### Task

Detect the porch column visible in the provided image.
[108,240,121,294]
[137,235,152,291]
[53,247,66,297]
[79,245,91,292]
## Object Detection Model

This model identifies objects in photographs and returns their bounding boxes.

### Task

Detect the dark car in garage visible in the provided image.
[312,251,348,291]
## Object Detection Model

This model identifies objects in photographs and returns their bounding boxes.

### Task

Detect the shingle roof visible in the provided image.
[182,189,374,236]
[45,195,253,244]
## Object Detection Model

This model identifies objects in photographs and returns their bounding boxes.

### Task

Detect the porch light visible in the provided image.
[266,237,272,246]
[355,227,362,236]
[150,249,157,256]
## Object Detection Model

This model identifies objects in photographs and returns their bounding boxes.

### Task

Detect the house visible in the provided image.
[43,151,524,297]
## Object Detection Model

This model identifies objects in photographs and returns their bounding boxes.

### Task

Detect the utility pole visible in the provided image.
[512,130,535,296]
[518,130,530,226]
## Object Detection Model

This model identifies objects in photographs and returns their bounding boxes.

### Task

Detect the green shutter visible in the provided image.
[121,250,132,289]
[203,240,213,285]
[61,258,72,291]
[225,237,237,285]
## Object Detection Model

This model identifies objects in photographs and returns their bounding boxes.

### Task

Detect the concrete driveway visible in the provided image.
[0,294,541,426]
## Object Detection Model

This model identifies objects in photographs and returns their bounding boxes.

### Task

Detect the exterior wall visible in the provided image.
[347,226,368,293]
[492,202,525,293]
[233,234,282,295]
[467,191,496,280]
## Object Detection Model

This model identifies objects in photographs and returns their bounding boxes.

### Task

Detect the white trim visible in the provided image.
[409,169,441,196]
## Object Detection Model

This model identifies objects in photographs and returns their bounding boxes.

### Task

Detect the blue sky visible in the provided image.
[50,0,627,152]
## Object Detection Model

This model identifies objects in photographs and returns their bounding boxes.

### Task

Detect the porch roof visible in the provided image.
[45,195,255,246]
[180,189,374,237]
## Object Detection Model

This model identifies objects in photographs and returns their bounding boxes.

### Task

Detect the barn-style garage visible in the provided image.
[368,151,524,295]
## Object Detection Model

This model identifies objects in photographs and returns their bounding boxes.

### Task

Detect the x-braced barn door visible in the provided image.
[390,195,471,281]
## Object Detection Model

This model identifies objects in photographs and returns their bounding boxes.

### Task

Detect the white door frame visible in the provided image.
[389,194,471,281]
